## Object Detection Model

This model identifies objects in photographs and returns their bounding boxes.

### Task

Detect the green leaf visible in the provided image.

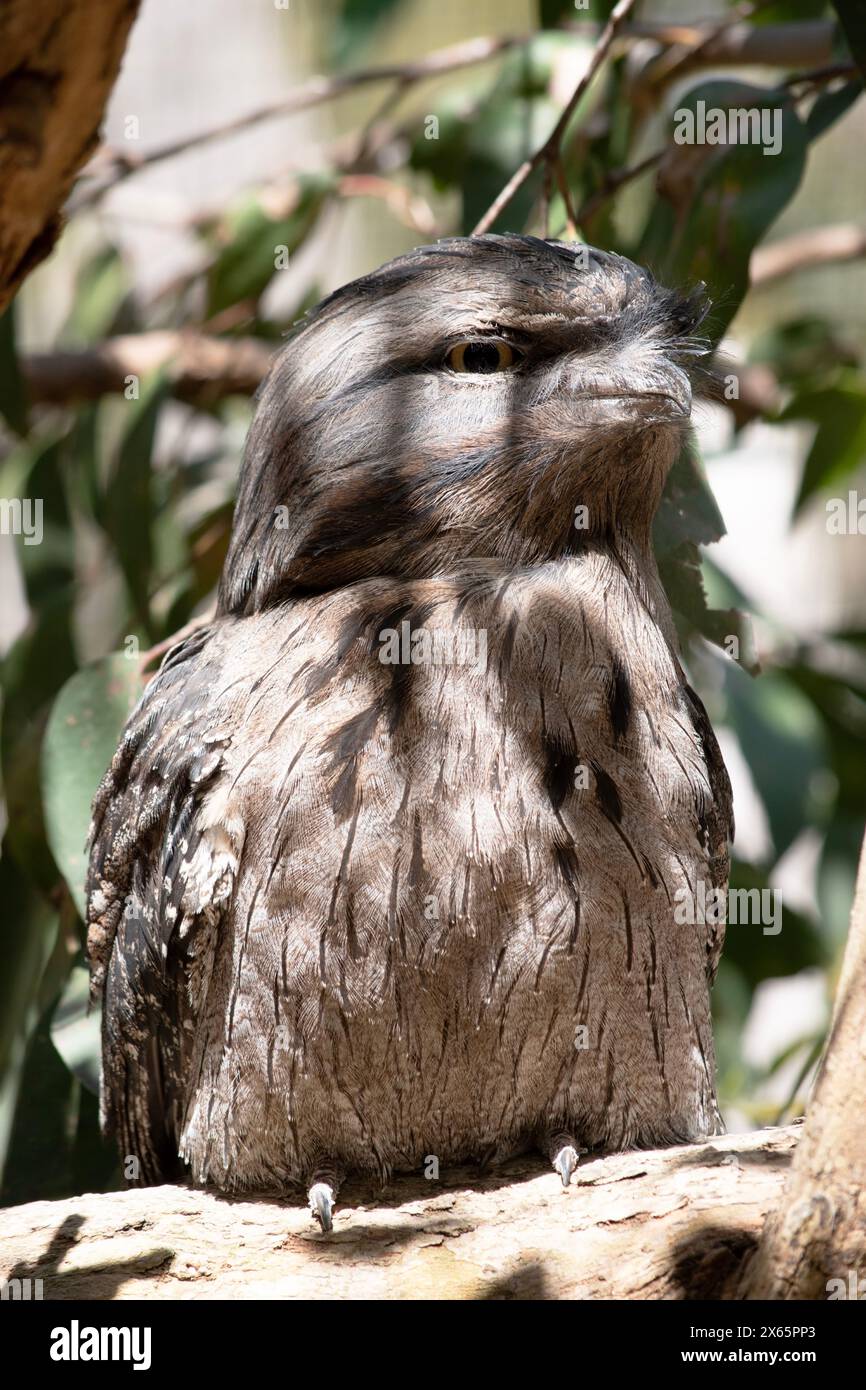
[725,666,829,859]
[0,854,58,1181]
[0,304,28,436]
[723,861,825,985]
[408,34,580,234]
[0,433,80,888]
[461,95,555,234]
[41,652,145,918]
[749,315,858,388]
[206,176,333,319]
[817,813,866,957]
[654,447,757,668]
[655,446,726,551]
[409,107,472,189]
[540,0,616,22]
[1,1001,118,1206]
[331,0,406,67]
[51,964,101,1095]
[639,82,809,340]
[496,31,580,98]
[60,245,128,346]
[781,372,866,512]
[4,433,76,602]
[784,653,866,817]
[751,1,835,19]
[806,78,863,142]
[103,371,169,625]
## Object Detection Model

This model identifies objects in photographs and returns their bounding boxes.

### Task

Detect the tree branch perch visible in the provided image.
[0,1126,799,1301]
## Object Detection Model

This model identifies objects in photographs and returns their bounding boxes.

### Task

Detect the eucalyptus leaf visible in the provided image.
[782,373,866,513]
[103,371,169,626]
[805,78,863,142]
[725,666,829,860]
[723,860,825,985]
[41,653,145,918]
[330,0,406,67]
[206,176,333,319]
[0,855,58,1182]
[654,448,756,669]
[50,964,101,1095]
[60,245,128,346]
[639,81,809,340]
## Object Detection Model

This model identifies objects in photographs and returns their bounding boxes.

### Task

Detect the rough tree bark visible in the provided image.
[20,331,274,408]
[0,1126,797,1301]
[735,836,866,1300]
[0,0,140,315]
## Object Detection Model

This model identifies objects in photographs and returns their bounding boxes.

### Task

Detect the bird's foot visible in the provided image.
[545,1130,586,1189]
[308,1181,336,1232]
[552,1144,580,1188]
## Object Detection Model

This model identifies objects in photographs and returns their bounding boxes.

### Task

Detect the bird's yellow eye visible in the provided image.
[446,340,516,373]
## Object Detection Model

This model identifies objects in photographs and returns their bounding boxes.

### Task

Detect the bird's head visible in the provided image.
[219,234,710,614]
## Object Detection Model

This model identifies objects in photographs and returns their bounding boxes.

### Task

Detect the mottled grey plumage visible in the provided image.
[87,235,732,1226]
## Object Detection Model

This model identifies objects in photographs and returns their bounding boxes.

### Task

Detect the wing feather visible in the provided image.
[86,627,236,1182]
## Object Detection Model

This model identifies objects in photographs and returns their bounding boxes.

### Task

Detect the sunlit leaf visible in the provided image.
[60,245,128,346]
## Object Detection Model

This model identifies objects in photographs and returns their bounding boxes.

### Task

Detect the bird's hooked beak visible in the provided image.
[563,347,693,428]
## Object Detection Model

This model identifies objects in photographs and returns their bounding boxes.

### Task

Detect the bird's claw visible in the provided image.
[309,1181,336,1232]
[552,1144,581,1189]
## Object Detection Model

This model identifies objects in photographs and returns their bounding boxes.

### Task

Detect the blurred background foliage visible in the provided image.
[1,0,865,1206]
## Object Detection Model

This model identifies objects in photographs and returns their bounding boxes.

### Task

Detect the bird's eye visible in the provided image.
[446,340,517,373]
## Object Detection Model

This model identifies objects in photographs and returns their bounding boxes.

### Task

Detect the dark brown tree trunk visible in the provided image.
[0,0,140,314]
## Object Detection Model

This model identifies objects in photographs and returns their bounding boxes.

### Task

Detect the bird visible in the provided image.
[86,233,733,1233]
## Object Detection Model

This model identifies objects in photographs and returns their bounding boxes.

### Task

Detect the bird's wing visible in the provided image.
[86,625,237,1182]
[681,681,734,985]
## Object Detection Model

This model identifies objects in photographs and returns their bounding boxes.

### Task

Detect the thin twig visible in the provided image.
[72,34,526,210]
[553,160,579,240]
[472,0,637,236]
[783,63,859,91]
[574,148,662,227]
[351,76,413,167]
[538,162,553,238]
[638,0,778,92]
